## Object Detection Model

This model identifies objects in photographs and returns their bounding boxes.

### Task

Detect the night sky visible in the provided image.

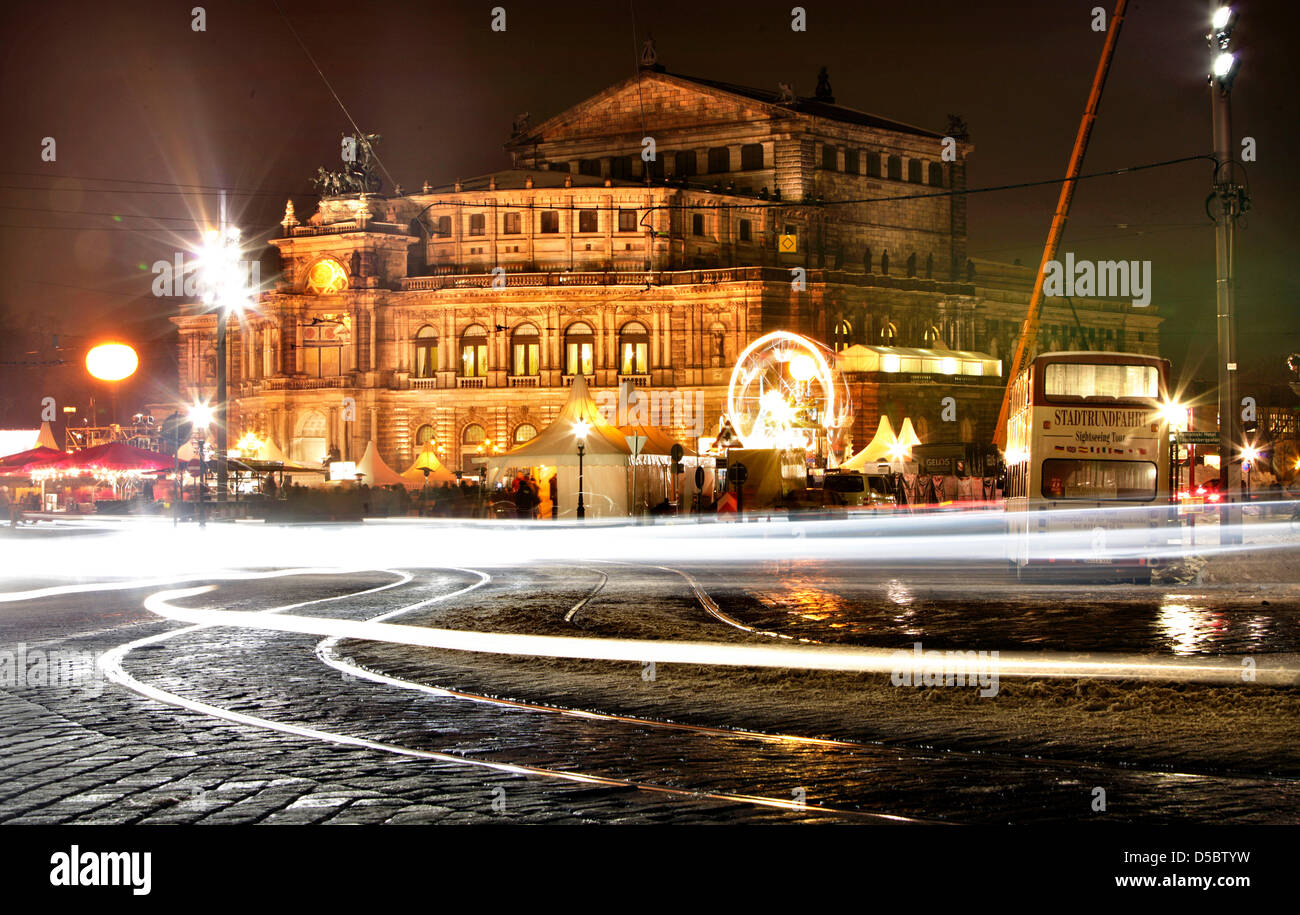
[1,0,1296,429]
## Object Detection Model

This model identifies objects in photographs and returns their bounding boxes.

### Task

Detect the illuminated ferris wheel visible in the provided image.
[726,331,850,450]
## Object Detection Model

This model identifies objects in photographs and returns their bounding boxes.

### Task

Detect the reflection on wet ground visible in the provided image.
[703,560,1300,656]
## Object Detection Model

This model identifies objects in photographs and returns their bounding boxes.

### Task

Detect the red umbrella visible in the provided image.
[29,442,173,475]
[0,446,65,473]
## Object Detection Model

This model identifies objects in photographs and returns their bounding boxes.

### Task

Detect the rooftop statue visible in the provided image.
[312,132,384,197]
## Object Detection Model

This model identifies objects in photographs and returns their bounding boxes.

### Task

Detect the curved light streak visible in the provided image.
[140,586,1299,686]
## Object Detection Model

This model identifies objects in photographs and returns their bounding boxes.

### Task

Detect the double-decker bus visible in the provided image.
[1004,352,1173,579]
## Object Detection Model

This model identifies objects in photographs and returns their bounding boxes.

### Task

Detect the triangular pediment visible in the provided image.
[510,71,789,146]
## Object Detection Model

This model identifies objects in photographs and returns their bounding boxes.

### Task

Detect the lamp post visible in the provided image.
[574,419,590,520]
[1208,3,1247,540]
[1161,400,1190,500]
[1242,445,1258,503]
[197,194,252,510]
[188,403,214,528]
[85,343,139,432]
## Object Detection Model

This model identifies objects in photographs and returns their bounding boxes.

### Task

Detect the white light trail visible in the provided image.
[3,503,1298,597]
[140,586,1299,686]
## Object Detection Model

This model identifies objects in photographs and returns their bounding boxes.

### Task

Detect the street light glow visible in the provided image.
[1158,400,1190,432]
[85,343,138,382]
[1212,6,1233,31]
[196,225,252,316]
[1212,50,1237,80]
[188,402,214,428]
[573,418,591,440]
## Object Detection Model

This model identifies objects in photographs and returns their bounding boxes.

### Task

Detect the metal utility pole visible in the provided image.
[993,0,1128,448]
[215,192,229,506]
[1208,3,1247,542]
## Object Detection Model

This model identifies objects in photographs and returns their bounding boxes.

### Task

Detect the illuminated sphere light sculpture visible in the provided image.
[726,330,850,451]
[85,343,139,382]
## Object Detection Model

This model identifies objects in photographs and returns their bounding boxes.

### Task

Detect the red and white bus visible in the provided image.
[1004,351,1173,578]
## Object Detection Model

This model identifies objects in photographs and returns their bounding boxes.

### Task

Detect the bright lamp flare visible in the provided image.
[1212,6,1232,30]
[1212,51,1236,78]
[788,353,817,382]
[188,403,215,428]
[1241,445,1259,462]
[196,225,252,315]
[573,419,591,440]
[85,343,138,382]
[1158,401,1190,432]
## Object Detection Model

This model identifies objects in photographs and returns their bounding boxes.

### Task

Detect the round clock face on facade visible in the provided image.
[305,257,349,295]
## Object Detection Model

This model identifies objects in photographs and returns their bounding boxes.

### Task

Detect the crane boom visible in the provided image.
[992,0,1130,448]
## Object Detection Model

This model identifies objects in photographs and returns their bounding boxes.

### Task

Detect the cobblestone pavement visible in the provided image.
[2,557,1296,824]
[0,571,841,824]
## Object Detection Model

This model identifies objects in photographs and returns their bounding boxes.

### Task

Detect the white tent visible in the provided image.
[842,415,898,469]
[897,417,922,451]
[357,440,407,487]
[35,422,58,450]
[484,375,678,518]
[259,438,288,463]
[401,442,457,487]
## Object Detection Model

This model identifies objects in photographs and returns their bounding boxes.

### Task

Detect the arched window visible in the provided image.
[435,215,452,237]
[291,411,328,466]
[887,156,902,181]
[304,257,348,295]
[833,318,852,352]
[511,323,540,376]
[907,159,923,184]
[414,325,438,379]
[928,162,945,187]
[564,322,594,376]
[415,424,436,446]
[459,324,488,377]
[462,424,486,446]
[619,321,649,374]
[880,321,898,343]
[923,325,943,347]
[513,423,538,444]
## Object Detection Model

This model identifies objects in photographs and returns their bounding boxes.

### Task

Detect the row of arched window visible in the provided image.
[831,317,947,352]
[414,422,538,449]
[412,321,654,379]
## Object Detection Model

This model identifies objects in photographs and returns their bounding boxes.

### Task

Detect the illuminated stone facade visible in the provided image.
[172,66,1161,475]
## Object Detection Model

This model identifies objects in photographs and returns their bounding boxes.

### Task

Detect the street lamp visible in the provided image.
[86,342,139,428]
[574,419,590,520]
[1242,444,1259,502]
[188,402,214,527]
[1207,2,1249,541]
[195,200,253,508]
[1160,400,1190,497]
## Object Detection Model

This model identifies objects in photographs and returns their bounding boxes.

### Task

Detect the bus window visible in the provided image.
[1041,458,1157,502]
[1044,363,1159,401]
